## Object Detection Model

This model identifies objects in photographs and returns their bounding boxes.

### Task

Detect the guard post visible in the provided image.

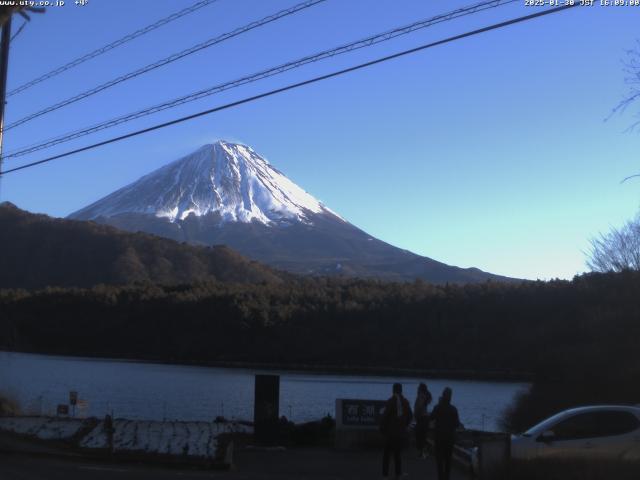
[253,374,280,444]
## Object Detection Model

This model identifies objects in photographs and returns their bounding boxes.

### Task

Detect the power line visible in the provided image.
[10,19,27,43]
[4,0,327,131]
[0,3,579,176]
[2,0,519,161]
[6,0,220,98]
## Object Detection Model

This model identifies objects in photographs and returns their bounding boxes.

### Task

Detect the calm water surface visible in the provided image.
[0,352,527,431]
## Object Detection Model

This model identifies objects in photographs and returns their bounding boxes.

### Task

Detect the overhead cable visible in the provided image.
[4,0,327,130]
[2,0,518,160]
[1,4,579,176]
[7,0,221,97]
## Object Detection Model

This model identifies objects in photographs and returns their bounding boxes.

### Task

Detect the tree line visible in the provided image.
[0,202,286,289]
[1,271,639,429]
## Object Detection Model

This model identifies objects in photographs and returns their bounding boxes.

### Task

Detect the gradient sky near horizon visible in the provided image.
[1,0,639,280]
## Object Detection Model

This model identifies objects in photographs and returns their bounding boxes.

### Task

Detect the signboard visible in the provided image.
[69,391,78,406]
[77,399,89,418]
[338,399,386,427]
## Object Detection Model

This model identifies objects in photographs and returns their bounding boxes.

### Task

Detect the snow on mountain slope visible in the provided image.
[68,140,514,284]
[70,140,341,225]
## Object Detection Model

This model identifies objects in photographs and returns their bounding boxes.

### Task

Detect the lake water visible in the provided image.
[0,351,527,431]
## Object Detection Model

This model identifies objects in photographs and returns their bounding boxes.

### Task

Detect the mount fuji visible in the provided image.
[69,140,510,283]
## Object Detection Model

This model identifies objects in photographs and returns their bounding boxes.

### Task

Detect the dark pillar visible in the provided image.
[253,374,280,444]
[0,14,12,197]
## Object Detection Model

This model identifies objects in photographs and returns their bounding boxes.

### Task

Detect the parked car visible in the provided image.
[511,405,640,461]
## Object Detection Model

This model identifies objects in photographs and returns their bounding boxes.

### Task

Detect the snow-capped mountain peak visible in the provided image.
[68,140,512,284]
[70,140,341,225]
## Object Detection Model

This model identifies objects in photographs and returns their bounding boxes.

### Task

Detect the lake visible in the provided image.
[0,351,527,431]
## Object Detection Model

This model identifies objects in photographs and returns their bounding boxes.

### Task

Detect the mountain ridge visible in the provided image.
[69,140,514,284]
[0,202,287,289]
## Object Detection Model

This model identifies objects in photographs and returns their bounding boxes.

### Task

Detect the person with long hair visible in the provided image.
[414,382,432,458]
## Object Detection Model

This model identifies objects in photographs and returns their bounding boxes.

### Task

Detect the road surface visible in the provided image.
[0,448,472,479]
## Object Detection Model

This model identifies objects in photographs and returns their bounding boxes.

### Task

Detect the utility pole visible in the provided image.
[0,14,12,198]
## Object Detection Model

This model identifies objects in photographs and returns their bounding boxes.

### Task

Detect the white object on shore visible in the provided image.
[78,419,252,457]
[0,417,84,440]
[0,415,253,459]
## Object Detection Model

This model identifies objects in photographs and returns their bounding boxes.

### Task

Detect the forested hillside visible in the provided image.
[2,271,639,430]
[2,202,639,431]
[0,202,286,288]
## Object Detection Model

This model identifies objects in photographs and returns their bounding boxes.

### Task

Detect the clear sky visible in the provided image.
[1,0,639,280]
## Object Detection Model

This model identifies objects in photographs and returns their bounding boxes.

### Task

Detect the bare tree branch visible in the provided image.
[606,43,640,183]
[587,214,640,272]
[620,173,640,184]
[607,43,640,125]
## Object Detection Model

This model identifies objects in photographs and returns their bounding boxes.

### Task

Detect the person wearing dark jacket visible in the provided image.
[430,387,462,480]
[380,382,413,479]
[414,382,432,458]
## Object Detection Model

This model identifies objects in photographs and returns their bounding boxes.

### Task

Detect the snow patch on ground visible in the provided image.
[0,417,84,440]
[77,419,251,457]
[79,420,108,449]
[1,415,252,458]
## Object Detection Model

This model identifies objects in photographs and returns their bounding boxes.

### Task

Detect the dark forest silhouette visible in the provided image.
[0,202,287,288]
[1,270,639,430]
[1,203,639,431]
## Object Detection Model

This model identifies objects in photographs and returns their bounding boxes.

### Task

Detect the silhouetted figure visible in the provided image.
[414,382,432,458]
[380,382,413,479]
[430,387,462,480]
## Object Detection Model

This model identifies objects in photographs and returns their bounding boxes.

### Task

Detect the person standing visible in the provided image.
[380,382,413,479]
[414,382,432,458]
[430,387,462,480]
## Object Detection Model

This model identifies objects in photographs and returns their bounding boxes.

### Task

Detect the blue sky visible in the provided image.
[1,0,639,280]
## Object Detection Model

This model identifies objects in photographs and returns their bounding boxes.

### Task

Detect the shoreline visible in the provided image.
[0,349,533,383]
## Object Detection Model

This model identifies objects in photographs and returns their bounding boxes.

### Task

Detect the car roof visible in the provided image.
[524,405,640,435]
[560,405,640,415]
